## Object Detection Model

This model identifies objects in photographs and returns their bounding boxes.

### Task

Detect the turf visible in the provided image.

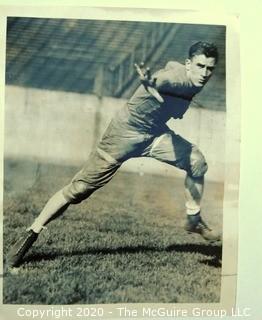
[3,160,223,304]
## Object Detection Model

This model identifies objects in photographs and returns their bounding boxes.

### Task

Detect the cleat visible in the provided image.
[7,229,39,267]
[184,213,221,242]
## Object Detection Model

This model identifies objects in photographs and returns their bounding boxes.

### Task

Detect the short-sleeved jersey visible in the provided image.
[116,61,203,134]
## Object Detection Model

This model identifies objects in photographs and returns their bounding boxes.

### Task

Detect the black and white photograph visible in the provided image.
[0,5,240,316]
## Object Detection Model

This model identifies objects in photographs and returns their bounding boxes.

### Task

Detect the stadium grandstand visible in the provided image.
[6,17,225,110]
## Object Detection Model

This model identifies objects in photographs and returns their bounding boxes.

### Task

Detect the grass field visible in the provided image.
[3,159,223,304]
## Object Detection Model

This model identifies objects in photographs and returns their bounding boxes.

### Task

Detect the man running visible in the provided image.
[8,41,221,268]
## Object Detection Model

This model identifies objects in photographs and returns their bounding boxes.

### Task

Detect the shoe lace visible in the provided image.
[198,218,212,231]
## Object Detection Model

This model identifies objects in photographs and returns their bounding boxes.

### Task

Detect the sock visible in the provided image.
[29,220,46,233]
[186,201,201,215]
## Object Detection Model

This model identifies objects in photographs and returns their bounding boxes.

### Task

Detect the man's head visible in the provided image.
[185,41,218,87]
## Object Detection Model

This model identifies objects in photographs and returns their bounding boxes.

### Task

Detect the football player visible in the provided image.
[8,41,221,268]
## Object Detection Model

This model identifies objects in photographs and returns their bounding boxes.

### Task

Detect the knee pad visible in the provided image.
[63,180,93,204]
[72,180,89,196]
[189,147,208,178]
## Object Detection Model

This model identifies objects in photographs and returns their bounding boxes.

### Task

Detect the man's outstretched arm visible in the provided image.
[134,61,178,99]
[134,62,164,103]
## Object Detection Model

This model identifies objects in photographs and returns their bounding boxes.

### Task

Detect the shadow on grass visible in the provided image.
[24,243,222,268]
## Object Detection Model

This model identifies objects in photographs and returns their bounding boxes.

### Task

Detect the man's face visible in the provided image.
[186,54,216,87]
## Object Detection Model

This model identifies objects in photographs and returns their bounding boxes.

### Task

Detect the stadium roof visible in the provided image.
[6,17,226,110]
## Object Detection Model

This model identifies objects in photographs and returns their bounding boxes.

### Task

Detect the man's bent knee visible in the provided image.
[189,147,208,178]
[62,180,94,204]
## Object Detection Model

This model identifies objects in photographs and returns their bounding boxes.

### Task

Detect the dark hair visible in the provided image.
[189,41,218,63]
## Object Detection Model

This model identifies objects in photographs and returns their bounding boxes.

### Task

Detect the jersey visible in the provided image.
[116,61,202,134]
[63,62,206,202]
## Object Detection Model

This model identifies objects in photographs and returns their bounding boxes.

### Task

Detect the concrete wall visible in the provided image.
[4,85,226,182]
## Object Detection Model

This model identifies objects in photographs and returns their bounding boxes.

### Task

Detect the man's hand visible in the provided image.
[134,62,164,103]
[134,62,157,88]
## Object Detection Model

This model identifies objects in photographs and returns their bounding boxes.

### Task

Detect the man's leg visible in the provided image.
[183,148,220,241]
[185,175,204,215]
[7,114,152,267]
[29,190,69,233]
[7,148,121,267]
[143,131,220,241]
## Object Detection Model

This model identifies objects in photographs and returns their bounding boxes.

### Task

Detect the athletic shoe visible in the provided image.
[7,229,39,267]
[184,213,221,242]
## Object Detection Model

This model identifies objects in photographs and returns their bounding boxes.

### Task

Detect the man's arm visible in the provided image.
[134,62,178,99]
[134,63,164,103]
